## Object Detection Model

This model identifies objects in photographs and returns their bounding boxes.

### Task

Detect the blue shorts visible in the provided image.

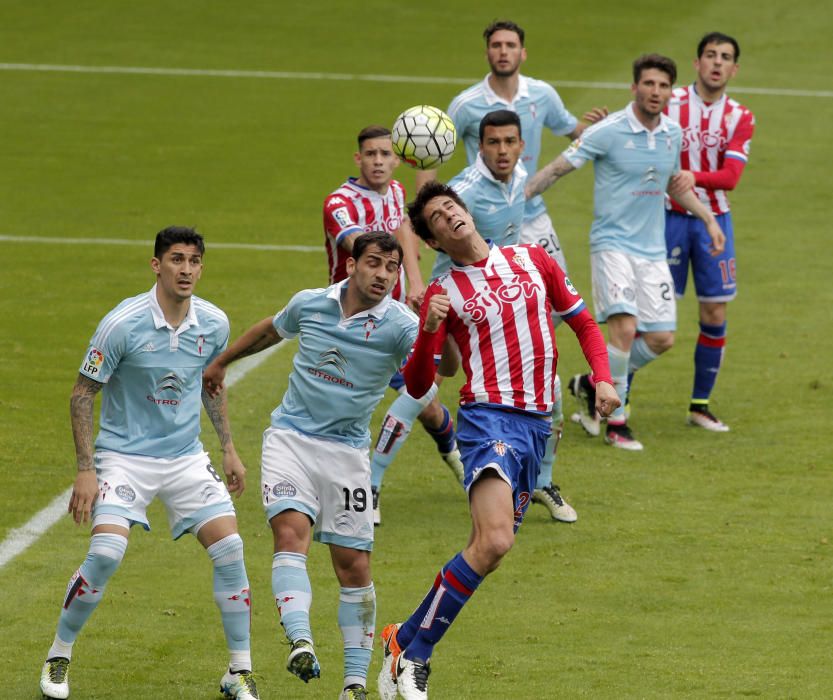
[456,404,551,531]
[665,210,736,302]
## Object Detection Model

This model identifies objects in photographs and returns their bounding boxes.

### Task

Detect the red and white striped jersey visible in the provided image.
[425,244,589,413]
[323,177,407,301]
[665,84,755,215]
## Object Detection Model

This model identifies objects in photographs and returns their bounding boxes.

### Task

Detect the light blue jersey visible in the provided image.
[448,74,578,223]
[80,285,229,458]
[562,104,682,261]
[271,280,418,448]
[431,154,527,278]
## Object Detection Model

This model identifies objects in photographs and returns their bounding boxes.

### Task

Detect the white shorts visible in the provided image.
[261,427,374,551]
[590,250,676,332]
[520,212,568,272]
[92,450,235,539]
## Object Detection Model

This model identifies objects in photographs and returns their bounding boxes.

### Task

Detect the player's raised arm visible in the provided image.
[393,217,425,310]
[203,317,283,397]
[525,154,576,199]
[68,373,104,524]
[402,289,450,399]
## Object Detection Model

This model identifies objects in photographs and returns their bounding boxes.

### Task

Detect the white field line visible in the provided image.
[0,234,318,253]
[0,342,289,569]
[0,62,831,98]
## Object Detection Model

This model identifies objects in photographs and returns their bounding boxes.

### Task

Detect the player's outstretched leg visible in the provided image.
[273,552,320,682]
[370,384,439,525]
[40,532,128,699]
[532,377,577,522]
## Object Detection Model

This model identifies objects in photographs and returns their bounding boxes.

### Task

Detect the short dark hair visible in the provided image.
[479,109,522,142]
[154,226,204,259]
[408,181,469,242]
[697,32,740,61]
[632,53,677,84]
[357,125,392,149]
[483,20,525,46]
[351,231,403,266]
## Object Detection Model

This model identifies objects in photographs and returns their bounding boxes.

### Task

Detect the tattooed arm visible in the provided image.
[202,385,246,496]
[203,317,282,398]
[525,154,577,200]
[68,374,103,524]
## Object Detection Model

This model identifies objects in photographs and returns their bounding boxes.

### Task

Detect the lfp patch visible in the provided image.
[83,347,105,377]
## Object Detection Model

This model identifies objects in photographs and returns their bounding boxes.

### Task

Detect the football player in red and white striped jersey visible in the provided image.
[663,32,755,432]
[378,182,617,695]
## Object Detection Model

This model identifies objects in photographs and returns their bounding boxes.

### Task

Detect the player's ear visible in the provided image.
[346,256,357,276]
[150,256,161,274]
[353,151,362,168]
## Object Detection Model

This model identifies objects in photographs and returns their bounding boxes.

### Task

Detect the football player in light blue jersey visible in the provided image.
[203,232,418,700]
[430,109,527,279]
[40,227,258,700]
[417,19,607,271]
[528,54,725,451]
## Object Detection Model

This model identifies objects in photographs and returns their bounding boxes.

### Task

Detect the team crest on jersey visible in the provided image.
[511,253,529,270]
[493,441,507,456]
[332,206,353,228]
[196,334,205,355]
[564,276,578,296]
[83,347,104,376]
[363,318,377,341]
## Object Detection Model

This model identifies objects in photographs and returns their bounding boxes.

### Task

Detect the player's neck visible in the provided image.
[447,235,491,265]
[694,79,727,104]
[340,286,375,318]
[488,72,520,102]
[155,287,191,328]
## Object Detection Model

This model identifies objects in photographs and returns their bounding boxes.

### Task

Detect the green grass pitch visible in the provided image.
[1,1,832,697]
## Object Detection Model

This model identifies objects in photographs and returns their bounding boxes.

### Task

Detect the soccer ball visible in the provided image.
[391,105,457,170]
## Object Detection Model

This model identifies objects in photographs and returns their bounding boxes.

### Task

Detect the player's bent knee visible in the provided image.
[82,533,128,587]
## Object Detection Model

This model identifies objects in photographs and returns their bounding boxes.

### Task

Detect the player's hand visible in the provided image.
[223,448,246,497]
[423,291,450,333]
[203,361,226,399]
[406,284,426,312]
[68,470,99,524]
[668,170,696,197]
[582,106,608,124]
[706,220,726,256]
[594,381,621,418]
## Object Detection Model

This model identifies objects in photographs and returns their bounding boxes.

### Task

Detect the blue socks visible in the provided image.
[692,321,726,404]
[399,553,483,662]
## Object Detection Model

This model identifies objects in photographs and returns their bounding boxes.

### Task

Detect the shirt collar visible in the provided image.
[148,283,199,331]
[626,102,670,135]
[482,73,530,106]
[690,82,726,109]
[326,279,392,320]
[473,152,526,185]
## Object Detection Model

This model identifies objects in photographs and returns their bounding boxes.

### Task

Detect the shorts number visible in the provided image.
[660,282,672,301]
[718,258,737,284]
[206,463,223,483]
[342,487,367,512]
